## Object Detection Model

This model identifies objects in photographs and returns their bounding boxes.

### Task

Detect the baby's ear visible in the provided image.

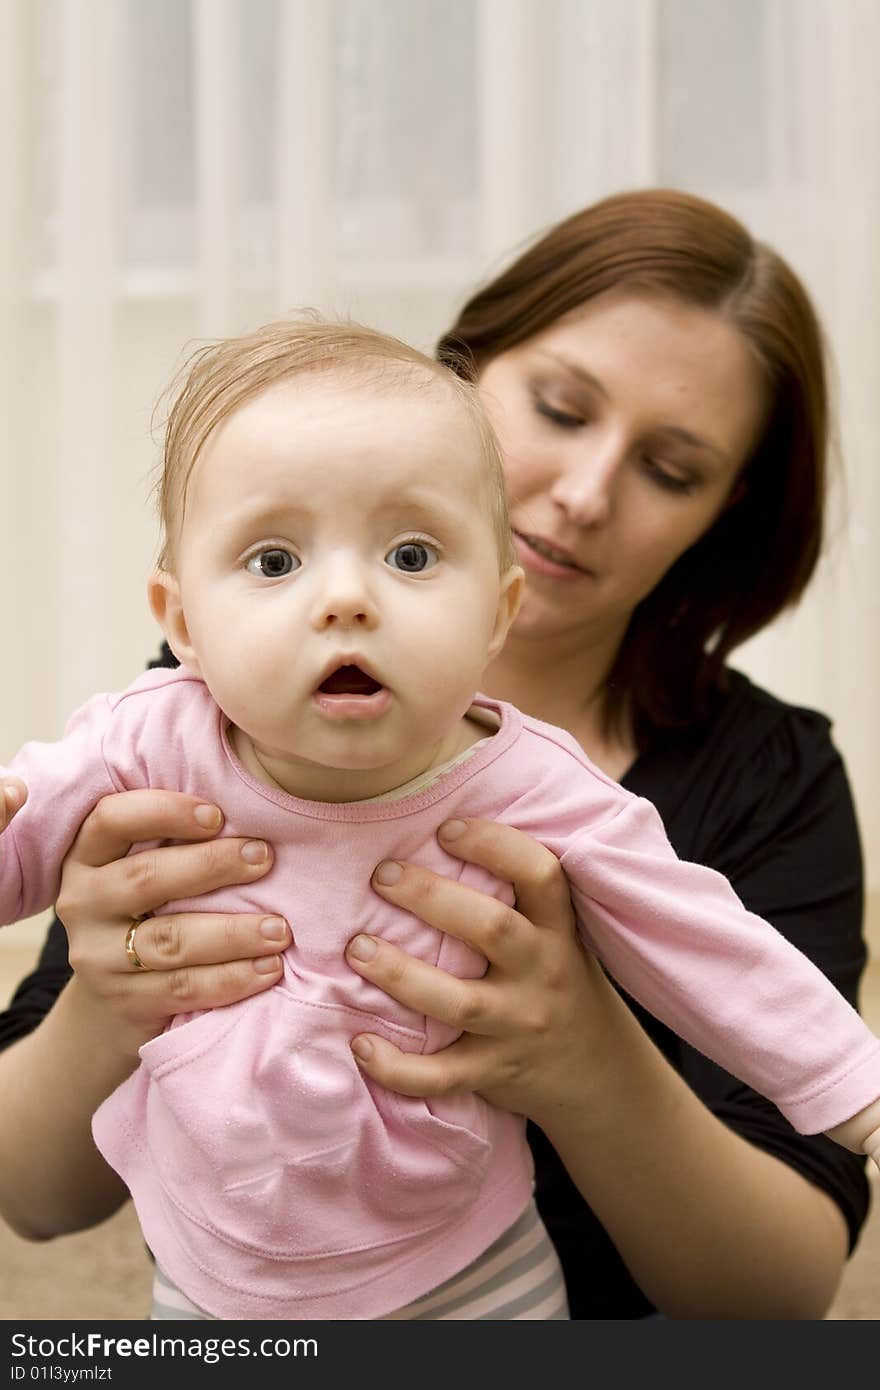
[486,564,525,661]
[147,570,202,677]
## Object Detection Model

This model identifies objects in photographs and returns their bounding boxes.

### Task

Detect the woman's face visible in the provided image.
[477,290,768,647]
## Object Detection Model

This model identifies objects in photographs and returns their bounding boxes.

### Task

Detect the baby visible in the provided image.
[2,319,879,1323]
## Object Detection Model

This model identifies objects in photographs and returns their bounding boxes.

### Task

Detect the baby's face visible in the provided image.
[157,376,519,799]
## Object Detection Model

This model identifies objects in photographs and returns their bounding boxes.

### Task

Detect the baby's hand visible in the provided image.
[864,1124,880,1175]
[826,1096,880,1167]
[0,778,27,833]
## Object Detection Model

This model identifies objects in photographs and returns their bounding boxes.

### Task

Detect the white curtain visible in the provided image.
[1,0,879,940]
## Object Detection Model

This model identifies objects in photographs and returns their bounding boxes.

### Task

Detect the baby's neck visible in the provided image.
[230,711,489,804]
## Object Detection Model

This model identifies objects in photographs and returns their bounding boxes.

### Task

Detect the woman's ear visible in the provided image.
[486,564,525,662]
[147,570,202,676]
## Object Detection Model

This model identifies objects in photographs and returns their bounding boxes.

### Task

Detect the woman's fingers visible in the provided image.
[66,789,228,868]
[353,821,580,1031]
[348,820,599,1120]
[346,933,495,1034]
[368,860,532,969]
[171,959,284,1009]
[69,910,287,1030]
[365,820,574,970]
[115,911,291,973]
[114,838,273,918]
[350,1032,488,1098]
[57,834,274,926]
[109,956,285,1029]
[51,788,288,1051]
[435,818,576,929]
[59,791,274,929]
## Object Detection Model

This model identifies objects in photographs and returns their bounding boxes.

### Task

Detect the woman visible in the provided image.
[0,189,868,1319]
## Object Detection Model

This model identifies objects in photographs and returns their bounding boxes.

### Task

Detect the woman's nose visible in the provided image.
[549,445,619,527]
[309,561,379,631]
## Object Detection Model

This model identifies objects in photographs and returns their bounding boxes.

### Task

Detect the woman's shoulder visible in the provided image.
[711,671,852,812]
[706,667,834,744]
[659,666,836,768]
[626,670,844,836]
[625,668,861,913]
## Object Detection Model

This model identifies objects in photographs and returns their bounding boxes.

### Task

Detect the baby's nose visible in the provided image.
[310,563,379,630]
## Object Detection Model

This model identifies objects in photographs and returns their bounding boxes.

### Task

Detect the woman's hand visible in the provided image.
[345,818,852,1318]
[56,789,290,1056]
[344,817,611,1129]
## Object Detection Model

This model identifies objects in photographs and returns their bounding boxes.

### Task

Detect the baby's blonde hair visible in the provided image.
[156,316,514,571]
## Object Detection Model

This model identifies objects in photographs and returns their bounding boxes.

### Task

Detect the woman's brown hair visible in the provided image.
[437,188,829,749]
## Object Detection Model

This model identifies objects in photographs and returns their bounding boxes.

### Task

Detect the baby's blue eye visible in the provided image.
[246,548,299,578]
[386,542,439,573]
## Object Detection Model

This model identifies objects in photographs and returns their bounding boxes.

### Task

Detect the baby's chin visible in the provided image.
[230,724,433,803]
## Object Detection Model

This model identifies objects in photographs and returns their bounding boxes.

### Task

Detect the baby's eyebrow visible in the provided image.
[369,483,474,529]
[221,489,465,540]
[377,500,458,530]
[225,497,310,528]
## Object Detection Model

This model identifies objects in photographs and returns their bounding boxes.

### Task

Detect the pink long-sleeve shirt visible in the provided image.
[3,666,880,1319]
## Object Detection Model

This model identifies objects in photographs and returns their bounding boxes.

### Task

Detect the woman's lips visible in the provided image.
[513,532,592,580]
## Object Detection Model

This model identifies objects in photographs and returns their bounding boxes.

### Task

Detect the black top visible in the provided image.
[0,651,870,1319]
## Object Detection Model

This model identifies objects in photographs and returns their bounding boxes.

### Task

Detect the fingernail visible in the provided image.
[439,819,467,841]
[351,1037,373,1062]
[253,955,282,975]
[260,916,287,942]
[373,860,402,886]
[348,934,378,962]
[3,783,22,810]
[194,803,222,829]
[242,840,269,865]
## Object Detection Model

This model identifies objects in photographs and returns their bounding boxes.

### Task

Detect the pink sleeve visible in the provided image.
[0,693,118,924]
[560,796,880,1134]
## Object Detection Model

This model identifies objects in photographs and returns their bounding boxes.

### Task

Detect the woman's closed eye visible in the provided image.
[385,539,440,574]
[245,546,300,578]
[532,381,703,495]
[533,395,586,430]
[641,456,698,494]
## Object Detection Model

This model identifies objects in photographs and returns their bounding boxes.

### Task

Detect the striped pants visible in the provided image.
[151,1201,569,1321]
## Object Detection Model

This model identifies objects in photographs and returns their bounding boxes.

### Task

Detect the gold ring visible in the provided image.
[125,917,150,971]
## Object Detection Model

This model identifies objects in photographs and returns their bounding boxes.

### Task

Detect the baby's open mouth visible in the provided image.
[317,665,383,696]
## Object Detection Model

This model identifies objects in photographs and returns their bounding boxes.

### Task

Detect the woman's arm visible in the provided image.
[0,975,137,1237]
[345,819,850,1319]
[0,789,288,1240]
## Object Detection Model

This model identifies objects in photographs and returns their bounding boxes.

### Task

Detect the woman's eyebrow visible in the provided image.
[537,352,610,400]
